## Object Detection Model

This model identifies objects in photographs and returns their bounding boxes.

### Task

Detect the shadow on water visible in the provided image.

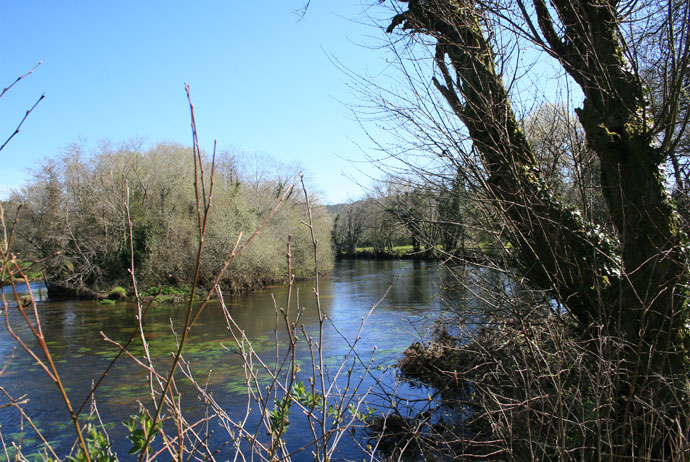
[0,259,476,460]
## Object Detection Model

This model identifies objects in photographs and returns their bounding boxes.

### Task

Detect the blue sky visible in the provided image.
[1,1,394,203]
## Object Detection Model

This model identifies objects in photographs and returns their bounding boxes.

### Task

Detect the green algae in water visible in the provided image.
[224,379,256,395]
[1,258,441,462]
[223,375,275,395]
[99,382,144,399]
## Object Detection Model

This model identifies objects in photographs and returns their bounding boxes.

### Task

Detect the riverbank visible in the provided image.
[337,245,491,264]
[337,245,418,260]
[37,271,332,305]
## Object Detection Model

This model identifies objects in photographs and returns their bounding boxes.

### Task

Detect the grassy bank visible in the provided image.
[340,245,490,263]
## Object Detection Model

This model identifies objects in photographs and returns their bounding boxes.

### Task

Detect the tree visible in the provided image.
[523,104,607,226]
[10,142,333,296]
[436,166,467,255]
[379,0,690,458]
[331,199,367,255]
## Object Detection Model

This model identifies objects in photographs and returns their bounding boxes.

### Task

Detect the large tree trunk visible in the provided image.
[388,0,688,457]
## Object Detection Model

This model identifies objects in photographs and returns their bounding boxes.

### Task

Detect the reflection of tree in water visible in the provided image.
[410,259,425,304]
[358,259,438,309]
[436,264,529,325]
[40,302,67,337]
[434,263,556,343]
[223,277,335,340]
[36,301,138,359]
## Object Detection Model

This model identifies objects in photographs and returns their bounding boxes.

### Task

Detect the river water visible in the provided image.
[0,259,463,460]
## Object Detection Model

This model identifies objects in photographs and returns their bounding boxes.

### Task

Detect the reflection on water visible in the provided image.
[1,281,48,301]
[0,259,458,460]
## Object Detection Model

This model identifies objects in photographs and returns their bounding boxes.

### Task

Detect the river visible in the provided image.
[0,259,465,460]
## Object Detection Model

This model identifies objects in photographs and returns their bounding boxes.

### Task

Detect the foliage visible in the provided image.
[122,411,161,456]
[44,412,160,461]
[354,245,414,257]
[269,394,294,434]
[65,424,117,462]
[141,285,192,296]
[106,286,127,301]
[7,142,334,297]
[268,382,325,434]
[110,286,126,297]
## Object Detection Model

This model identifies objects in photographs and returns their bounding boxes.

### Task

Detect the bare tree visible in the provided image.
[370,0,690,458]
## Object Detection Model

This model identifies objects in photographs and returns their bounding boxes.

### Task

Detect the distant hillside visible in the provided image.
[326,200,366,215]
[326,203,346,215]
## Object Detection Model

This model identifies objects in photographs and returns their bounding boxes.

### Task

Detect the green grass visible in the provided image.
[2,259,43,281]
[354,245,416,256]
[111,286,127,296]
[142,285,193,297]
[392,245,414,253]
[139,285,205,304]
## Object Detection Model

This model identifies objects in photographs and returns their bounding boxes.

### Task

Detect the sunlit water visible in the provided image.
[0,259,458,460]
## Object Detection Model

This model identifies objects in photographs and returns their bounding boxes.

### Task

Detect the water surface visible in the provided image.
[0,259,449,460]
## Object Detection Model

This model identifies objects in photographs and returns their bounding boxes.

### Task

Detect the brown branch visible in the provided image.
[0,93,44,153]
[0,62,42,100]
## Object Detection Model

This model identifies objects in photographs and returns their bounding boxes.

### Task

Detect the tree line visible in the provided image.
[3,141,333,298]
[330,177,480,257]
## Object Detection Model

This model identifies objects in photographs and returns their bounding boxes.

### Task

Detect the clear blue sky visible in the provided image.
[1,1,393,204]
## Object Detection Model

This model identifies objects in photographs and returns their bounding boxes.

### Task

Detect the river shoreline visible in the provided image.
[6,272,333,305]
[336,248,491,264]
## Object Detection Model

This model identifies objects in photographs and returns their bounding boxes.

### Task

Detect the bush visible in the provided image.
[7,143,334,297]
[375,309,690,461]
[107,286,127,301]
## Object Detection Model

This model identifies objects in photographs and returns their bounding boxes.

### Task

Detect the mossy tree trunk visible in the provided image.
[387,0,688,456]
